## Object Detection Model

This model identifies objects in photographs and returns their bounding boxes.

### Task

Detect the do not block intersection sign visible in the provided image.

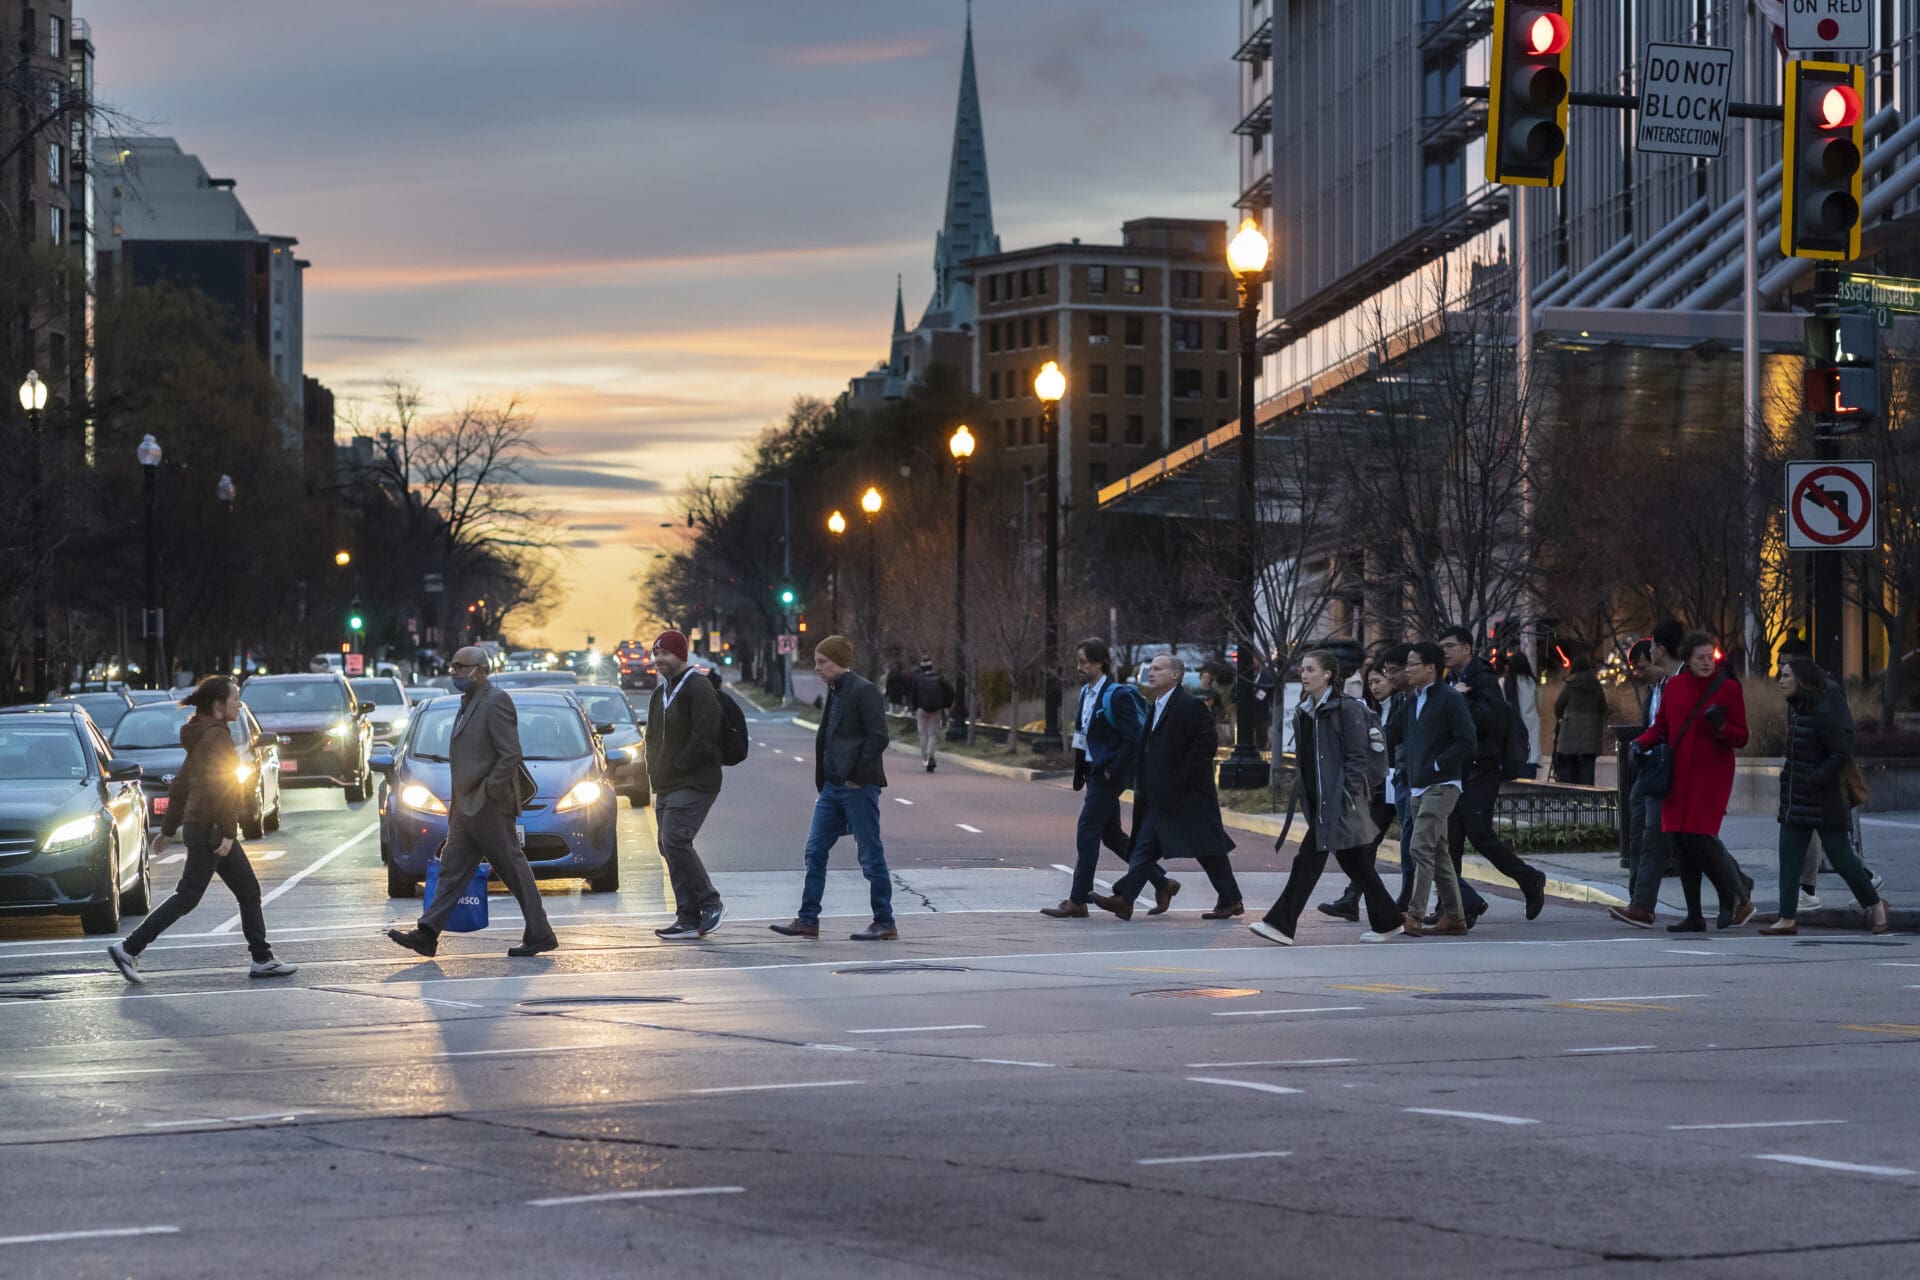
[1786,460,1876,550]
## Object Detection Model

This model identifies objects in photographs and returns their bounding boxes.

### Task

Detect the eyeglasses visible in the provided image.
[448,661,483,673]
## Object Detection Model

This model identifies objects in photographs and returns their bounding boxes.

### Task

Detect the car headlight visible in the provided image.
[327,721,355,740]
[235,762,255,783]
[399,783,449,815]
[611,745,640,762]
[42,813,101,853]
[554,779,605,813]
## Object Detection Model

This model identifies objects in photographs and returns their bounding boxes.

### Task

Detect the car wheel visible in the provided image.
[265,796,282,833]
[121,837,154,916]
[345,769,368,804]
[627,784,649,809]
[588,840,620,893]
[241,786,266,840]
[387,864,417,898]
[80,845,123,935]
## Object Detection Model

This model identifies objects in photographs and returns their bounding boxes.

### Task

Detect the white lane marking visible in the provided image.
[974,1059,1056,1068]
[1136,1151,1290,1166]
[1564,1045,1657,1055]
[756,741,767,747]
[1664,950,1716,956]
[1186,1058,1357,1068]
[158,853,186,865]
[218,823,376,932]
[1405,1108,1539,1126]
[1670,1120,1848,1131]
[428,1045,606,1059]
[791,754,806,763]
[1212,1006,1364,1018]
[1876,962,1920,968]
[690,1080,863,1095]
[251,850,285,862]
[1567,993,1706,1003]
[13,1067,174,1080]
[144,1111,317,1128]
[1187,1077,1303,1096]
[1753,1154,1913,1177]
[1050,864,1076,876]
[846,1024,984,1035]
[1859,816,1920,830]
[956,823,983,834]
[0,1225,180,1246]
[805,1044,860,1052]
[893,798,914,806]
[529,1186,745,1208]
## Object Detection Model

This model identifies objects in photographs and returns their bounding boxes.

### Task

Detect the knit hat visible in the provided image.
[652,629,689,662]
[918,655,934,672]
[815,634,854,668]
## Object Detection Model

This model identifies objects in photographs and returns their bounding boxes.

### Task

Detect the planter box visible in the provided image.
[1856,758,1920,812]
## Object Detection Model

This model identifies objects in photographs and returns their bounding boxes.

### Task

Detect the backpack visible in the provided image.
[914,673,953,713]
[718,691,750,766]
[1358,703,1390,791]
[1498,696,1530,782]
[1096,682,1145,731]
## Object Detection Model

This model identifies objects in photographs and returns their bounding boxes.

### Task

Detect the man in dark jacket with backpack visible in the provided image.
[645,630,727,940]
[1439,626,1548,921]
[1042,639,1174,919]
[909,656,954,773]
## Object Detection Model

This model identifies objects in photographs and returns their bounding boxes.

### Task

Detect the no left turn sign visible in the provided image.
[1786,460,1875,549]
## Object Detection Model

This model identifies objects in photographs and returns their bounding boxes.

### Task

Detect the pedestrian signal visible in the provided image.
[1804,312,1879,433]
[1487,1,1572,187]
[1782,60,1865,261]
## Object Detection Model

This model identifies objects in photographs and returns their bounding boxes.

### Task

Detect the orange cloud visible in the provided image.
[783,37,937,67]
[310,240,918,291]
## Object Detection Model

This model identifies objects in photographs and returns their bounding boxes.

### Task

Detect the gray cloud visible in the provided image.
[518,463,665,492]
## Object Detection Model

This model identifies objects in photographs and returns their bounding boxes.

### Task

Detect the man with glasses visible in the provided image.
[388,646,558,958]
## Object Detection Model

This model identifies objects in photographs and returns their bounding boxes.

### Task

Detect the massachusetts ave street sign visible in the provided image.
[1786,460,1876,550]
[1637,43,1733,158]
[1786,0,1872,53]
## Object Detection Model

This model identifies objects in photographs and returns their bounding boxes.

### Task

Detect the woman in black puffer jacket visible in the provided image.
[1761,657,1888,935]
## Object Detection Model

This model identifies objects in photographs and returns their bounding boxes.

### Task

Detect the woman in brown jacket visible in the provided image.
[108,676,296,983]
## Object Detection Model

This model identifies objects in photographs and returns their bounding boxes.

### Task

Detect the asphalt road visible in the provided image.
[3,697,1919,1278]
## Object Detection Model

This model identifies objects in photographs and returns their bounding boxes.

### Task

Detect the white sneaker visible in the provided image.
[1360,924,1406,943]
[1247,921,1293,946]
[1798,890,1822,912]
[107,942,144,985]
[249,958,297,979]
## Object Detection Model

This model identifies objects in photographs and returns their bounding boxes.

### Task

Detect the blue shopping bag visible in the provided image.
[423,858,491,932]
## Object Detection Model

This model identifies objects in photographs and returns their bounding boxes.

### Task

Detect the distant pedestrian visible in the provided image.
[884,661,910,716]
[388,645,557,959]
[1793,679,1883,911]
[1250,650,1404,945]
[1611,636,1676,928]
[1502,650,1542,779]
[1091,653,1243,922]
[1761,657,1889,935]
[1440,626,1548,921]
[1198,662,1234,747]
[1043,638,1175,919]
[1396,642,1476,936]
[1551,655,1610,785]
[644,630,728,941]
[108,676,297,984]
[771,635,897,941]
[909,656,954,773]
[1236,648,1277,747]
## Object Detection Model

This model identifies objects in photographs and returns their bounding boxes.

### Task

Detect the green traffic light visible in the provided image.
[780,589,796,606]
[348,615,364,632]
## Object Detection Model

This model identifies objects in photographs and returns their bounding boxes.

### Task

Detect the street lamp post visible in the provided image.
[136,434,165,691]
[947,426,975,742]
[217,474,236,675]
[1219,217,1273,790]
[1033,361,1066,756]
[860,486,882,677]
[18,372,48,699]
[826,510,846,633]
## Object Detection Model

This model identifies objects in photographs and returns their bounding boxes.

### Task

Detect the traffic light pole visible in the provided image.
[1809,265,1845,679]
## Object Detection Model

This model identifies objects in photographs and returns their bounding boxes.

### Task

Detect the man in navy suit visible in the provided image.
[1042,639,1175,918]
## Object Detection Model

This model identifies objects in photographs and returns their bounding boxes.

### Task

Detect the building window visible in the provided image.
[1021,317,1033,348]
[1124,365,1145,397]
[989,323,1001,353]
[1174,417,1201,440]
[1173,369,1203,399]
[1122,266,1143,295]
[990,371,1001,399]
[1089,364,1109,395]
[1022,416,1034,446]
[1172,269,1203,300]
[48,143,61,185]
[1020,269,1032,297]
[1089,413,1109,444]
[1216,321,1230,352]
[1089,461,1109,488]
[1124,315,1144,347]
[1089,265,1108,294]
[1217,274,1232,301]
[1036,267,1048,295]
[1087,314,1109,343]
[1124,414,1145,445]
[1037,316,1050,346]
[987,275,999,304]
[49,205,63,244]
[1217,369,1231,399]
[1173,320,1203,351]
[50,15,64,55]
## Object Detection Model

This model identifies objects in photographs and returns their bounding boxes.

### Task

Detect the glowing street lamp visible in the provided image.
[1222,216,1274,788]
[860,487,883,668]
[1032,363,1066,755]
[827,509,847,632]
[947,426,975,742]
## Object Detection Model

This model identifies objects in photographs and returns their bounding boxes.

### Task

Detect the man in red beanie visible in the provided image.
[644,629,727,939]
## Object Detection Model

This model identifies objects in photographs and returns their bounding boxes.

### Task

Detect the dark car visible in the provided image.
[618,646,658,692]
[242,673,375,801]
[108,702,283,838]
[0,705,153,934]
[490,670,580,689]
[373,690,618,897]
[567,685,648,808]
[53,689,137,732]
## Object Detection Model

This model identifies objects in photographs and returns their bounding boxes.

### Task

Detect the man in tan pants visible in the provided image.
[1395,642,1477,936]
[907,656,953,774]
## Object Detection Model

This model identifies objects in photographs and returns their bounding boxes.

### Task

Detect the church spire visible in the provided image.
[927,2,997,329]
[892,274,906,337]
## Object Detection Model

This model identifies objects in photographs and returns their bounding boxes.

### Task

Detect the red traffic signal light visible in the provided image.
[1782,61,1866,261]
[1819,84,1863,129]
[1524,11,1570,55]
[1487,1,1573,187]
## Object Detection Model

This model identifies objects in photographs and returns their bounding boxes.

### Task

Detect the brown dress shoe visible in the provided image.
[1759,917,1798,935]
[1089,893,1133,922]
[1200,900,1244,920]
[1608,905,1656,929]
[1147,879,1182,916]
[1401,911,1425,937]
[1425,914,1469,936]
[1040,900,1089,918]
[768,919,820,939]
[1870,900,1891,935]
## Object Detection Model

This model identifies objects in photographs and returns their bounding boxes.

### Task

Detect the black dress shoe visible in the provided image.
[387,927,437,958]
[1666,917,1708,933]
[1201,900,1244,920]
[1089,893,1133,922]
[1147,879,1182,916]
[1317,893,1360,922]
[1523,872,1547,921]
[508,937,558,957]
[1466,898,1489,927]
[849,921,899,941]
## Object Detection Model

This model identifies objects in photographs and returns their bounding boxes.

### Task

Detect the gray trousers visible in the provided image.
[1406,787,1465,922]
[1627,775,1671,914]
[656,787,722,921]
[915,710,942,763]
[420,804,553,943]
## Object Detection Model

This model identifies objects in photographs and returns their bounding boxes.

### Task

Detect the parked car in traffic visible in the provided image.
[349,676,413,747]
[567,684,648,807]
[125,689,179,706]
[491,670,579,689]
[0,705,153,934]
[373,689,618,897]
[405,685,449,704]
[51,688,137,732]
[108,702,283,838]
[241,673,375,801]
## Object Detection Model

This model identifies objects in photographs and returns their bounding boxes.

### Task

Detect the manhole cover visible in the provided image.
[1411,992,1549,1001]
[515,995,683,1007]
[833,964,972,975]
[1132,987,1262,999]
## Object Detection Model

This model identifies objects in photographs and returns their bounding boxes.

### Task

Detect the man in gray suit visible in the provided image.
[388,646,558,958]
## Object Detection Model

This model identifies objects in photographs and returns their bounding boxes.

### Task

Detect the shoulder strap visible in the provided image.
[1672,673,1727,747]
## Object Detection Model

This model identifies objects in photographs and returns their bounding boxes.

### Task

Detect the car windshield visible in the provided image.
[350,679,407,707]
[245,679,348,715]
[0,722,91,780]
[110,707,254,751]
[493,672,576,687]
[407,700,590,762]
[571,689,635,726]
[406,688,445,702]
[61,694,130,729]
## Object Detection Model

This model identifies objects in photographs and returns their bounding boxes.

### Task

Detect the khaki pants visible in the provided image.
[1406,786,1465,922]
[915,710,942,763]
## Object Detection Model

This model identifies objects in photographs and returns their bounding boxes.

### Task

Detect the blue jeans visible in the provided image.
[800,784,893,927]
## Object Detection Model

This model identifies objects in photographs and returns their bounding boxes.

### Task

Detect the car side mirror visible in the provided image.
[358,702,376,716]
[253,732,276,750]
[593,721,615,736]
[106,759,143,782]
[370,745,396,774]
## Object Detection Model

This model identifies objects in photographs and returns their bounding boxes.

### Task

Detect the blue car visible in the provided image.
[374,689,620,899]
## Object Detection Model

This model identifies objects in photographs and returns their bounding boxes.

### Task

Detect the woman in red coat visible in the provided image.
[1633,632,1756,930]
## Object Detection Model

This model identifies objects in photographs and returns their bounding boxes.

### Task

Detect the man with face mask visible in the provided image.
[388,645,557,958]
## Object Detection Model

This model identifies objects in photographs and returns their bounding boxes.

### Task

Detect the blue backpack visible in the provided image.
[1095,682,1145,732]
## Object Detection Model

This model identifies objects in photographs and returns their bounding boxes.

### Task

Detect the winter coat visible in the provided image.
[910,671,954,714]
[1553,671,1610,757]
[1634,668,1748,836]
[1129,688,1236,862]
[1291,691,1384,853]
[164,714,243,840]
[1778,691,1851,831]
[816,670,890,791]
[1451,656,1509,764]
[646,668,723,797]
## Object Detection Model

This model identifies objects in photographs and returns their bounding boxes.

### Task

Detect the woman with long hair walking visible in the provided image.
[107,676,297,983]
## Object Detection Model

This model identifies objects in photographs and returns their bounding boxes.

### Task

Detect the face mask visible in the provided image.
[452,675,475,693]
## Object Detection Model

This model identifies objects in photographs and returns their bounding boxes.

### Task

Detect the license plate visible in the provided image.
[152,797,169,814]
[516,824,526,847]
[280,758,298,772]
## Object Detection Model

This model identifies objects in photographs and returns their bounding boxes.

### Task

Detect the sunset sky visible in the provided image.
[82,0,1240,648]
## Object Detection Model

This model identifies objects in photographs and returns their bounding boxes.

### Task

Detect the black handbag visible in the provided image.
[1638,674,1725,800]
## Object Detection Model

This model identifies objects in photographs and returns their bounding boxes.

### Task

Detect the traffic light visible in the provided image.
[1782,60,1866,261]
[1487,1,1572,187]
[348,598,365,633]
[778,586,796,608]
[1804,311,1879,433]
